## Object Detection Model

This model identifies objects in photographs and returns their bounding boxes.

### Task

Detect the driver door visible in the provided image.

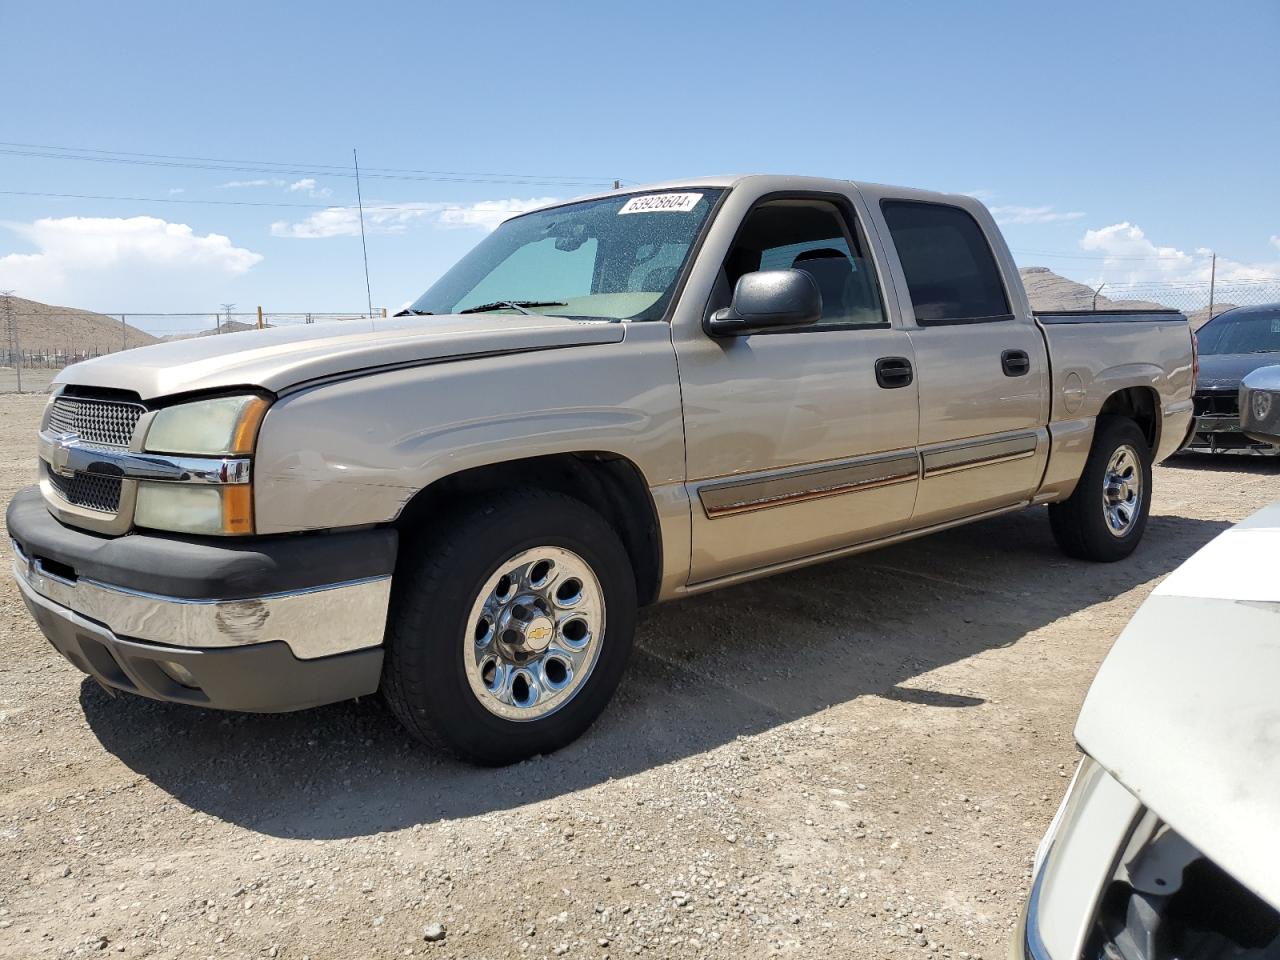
[672,187,920,584]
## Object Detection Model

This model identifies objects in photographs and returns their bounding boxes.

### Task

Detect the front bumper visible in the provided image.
[7,486,397,712]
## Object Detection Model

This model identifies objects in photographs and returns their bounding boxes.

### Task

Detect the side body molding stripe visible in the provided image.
[920,432,1040,477]
[697,451,919,518]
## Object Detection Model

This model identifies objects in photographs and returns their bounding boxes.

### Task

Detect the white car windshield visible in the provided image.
[407,190,722,321]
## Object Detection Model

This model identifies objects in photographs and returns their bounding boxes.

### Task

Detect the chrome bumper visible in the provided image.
[12,538,391,660]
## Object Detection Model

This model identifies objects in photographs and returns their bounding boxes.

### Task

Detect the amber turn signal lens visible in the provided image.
[229,396,270,456]
[221,484,254,535]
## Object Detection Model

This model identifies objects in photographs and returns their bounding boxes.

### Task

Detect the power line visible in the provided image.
[1012,248,1206,262]
[0,139,627,183]
[0,141,621,187]
[0,189,552,215]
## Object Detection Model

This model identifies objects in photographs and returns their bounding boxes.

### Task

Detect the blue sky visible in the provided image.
[1,0,1276,327]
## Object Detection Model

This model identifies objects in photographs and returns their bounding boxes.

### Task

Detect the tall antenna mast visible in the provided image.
[353,148,374,318]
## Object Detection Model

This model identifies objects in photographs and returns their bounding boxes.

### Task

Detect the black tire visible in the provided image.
[1048,416,1153,562]
[382,489,637,765]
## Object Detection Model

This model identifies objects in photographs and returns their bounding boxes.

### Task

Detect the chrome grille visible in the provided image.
[46,468,123,514]
[47,396,144,448]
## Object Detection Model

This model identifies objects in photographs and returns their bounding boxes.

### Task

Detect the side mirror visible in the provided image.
[1241,365,1280,446]
[706,269,821,337]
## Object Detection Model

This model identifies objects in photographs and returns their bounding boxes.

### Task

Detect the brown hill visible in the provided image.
[1019,267,1167,313]
[1,295,158,354]
[1019,268,1234,330]
[164,319,266,341]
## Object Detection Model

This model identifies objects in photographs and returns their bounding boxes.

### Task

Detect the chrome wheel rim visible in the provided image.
[464,546,605,722]
[1102,444,1142,537]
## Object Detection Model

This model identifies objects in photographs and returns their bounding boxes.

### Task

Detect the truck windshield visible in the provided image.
[1196,308,1280,355]
[407,190,722,321]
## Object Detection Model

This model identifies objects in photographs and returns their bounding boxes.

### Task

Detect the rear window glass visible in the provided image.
[880,200,1011,324]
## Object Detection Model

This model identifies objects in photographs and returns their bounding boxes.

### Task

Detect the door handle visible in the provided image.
[1001,349,1031,377]
[875,356,914,389]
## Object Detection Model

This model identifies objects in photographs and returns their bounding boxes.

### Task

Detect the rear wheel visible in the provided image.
[382,490,637,765]
[1048,417,1153,562]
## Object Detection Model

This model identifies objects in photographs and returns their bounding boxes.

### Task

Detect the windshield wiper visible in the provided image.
[458,300,567,316]
[394,308,433,316]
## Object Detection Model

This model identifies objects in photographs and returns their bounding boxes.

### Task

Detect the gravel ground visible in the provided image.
[0,389,1274,960]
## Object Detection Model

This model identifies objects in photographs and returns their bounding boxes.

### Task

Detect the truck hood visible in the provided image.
[54,314,626,400]
[1074,502,1280,906]
[1196,352,1280,391]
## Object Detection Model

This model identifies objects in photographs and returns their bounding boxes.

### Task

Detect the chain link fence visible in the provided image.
[1,310,377,367]
[0,305,378,391]
[1074,278,1280,328]
[4,277,1280,393]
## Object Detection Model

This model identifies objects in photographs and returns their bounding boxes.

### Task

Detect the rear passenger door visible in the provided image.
[872,195,1050,527]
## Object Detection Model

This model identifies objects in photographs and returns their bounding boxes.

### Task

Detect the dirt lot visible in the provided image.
[0,369,59,395]
[0,390,1274,960]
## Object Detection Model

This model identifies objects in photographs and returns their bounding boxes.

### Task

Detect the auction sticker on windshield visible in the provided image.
[618,193,704,214]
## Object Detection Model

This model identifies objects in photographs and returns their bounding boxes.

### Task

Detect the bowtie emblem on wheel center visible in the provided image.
[499,599,556,656]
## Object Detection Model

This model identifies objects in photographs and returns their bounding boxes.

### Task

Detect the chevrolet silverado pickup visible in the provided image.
[7,175,1196,764]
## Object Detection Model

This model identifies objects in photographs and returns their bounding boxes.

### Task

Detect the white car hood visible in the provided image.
[1075,502,1280,906]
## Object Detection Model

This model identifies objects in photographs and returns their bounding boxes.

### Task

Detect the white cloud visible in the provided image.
[989,205,1085,226]
[218,178,286,189]
[0,216,263,307]
[288,178,332,199]
[270,197,557,239]
[1079,222,1280,286]
[167,187,185,195]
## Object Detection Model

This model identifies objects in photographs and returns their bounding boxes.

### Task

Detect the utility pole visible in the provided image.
[353,148,374,318]
[219,302,235,335]
[2,291,19,394]
[121,314,127,351]
[1207,252,1216,324]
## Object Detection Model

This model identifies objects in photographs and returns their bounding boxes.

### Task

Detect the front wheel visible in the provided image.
[1048,416,1153,562]
[382,490,637,765]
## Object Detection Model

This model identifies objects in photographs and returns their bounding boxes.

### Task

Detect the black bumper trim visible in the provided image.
[21,581,382,712]
[6,486,397,600]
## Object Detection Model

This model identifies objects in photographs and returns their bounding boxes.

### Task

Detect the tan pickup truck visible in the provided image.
[8,175,1196,763]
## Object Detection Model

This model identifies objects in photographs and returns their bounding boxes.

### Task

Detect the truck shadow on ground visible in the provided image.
[81,506,1230,840]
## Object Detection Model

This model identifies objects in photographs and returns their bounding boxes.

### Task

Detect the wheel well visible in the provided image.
[1099,387,1160,450]
[394,453,663,605]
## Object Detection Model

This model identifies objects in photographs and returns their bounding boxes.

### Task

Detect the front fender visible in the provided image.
[251,324,686,535]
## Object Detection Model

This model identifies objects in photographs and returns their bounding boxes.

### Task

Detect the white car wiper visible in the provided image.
[458,300,567,316]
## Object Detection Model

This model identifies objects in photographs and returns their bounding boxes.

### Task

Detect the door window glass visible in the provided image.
[880,200,1012,324]
[718,198,887,328]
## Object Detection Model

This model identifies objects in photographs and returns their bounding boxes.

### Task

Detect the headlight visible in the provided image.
[1026,757,1142,960]
[135,394,268,536]
[144,394,268,456]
